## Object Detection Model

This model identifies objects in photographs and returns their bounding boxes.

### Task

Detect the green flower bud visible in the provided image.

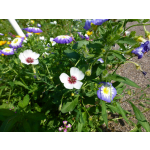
[58,104,62,111]
[85,69,92,76]
[89,116,93,121]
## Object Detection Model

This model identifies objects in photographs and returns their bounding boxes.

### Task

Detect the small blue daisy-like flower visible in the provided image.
[9,37,24,49]
[1,48,14,55]
[26,32,33,37]
[22,27,43,33]
[53,35,73,44]
[97,82,117,103]
[97,58,104,63]
[37,24,41,28]
[0,33,4,36]
[84,19,108,30]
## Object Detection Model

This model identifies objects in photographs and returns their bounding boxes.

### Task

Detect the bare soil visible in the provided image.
[103,21,150,132]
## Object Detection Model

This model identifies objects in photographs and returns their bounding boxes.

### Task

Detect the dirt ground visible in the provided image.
[104,21,150,132]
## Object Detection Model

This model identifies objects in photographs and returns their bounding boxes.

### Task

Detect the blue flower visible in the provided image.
[84,19,108,30]
[97,82,117,103]
[53,35,73,44]
[132,44,146,59]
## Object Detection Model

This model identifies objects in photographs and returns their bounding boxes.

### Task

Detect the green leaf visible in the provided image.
[106,104,120,114]
[110,51,126,62]
[23,119,31,132]
[129,101,150,132]
[64,49,80,60]
[0,109,15,117]
[117,37,137,45]
[25,113,46,121]
[13,81,29,90]
[102,101,108,127]
[0,114,20,132]
[72,40,89,49]
[61,95,79,113]
[18,94,30,108]
[96,67,102,76]
[116,102,129,124]
[108,74,140,88]
[77,122,84,132]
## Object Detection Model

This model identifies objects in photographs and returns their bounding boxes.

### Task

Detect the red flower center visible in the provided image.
[68,76,77,84]
[26,57,34,63]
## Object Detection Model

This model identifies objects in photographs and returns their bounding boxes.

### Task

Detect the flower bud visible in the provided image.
[89,116,93,121]
[85,69,92,76]
[71,93,74,96]
[58,104,62,111]
[137,37,146,43]
[107,64,112,69]
[101,48,106,53]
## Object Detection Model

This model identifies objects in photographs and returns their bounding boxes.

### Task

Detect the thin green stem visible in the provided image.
[82,99,90,117]
[75,57,81,67]
[125,23,150,32]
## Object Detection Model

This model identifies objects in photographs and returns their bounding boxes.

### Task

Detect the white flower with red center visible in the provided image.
[59,67,84,89]
[19,50,40,65]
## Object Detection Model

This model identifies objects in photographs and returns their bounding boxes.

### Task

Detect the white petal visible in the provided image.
[70,67,84,81]
[50,38,54,41]
[31,52,40,59]
[19,53,25,61]
[22,50,33,58]
[63,83,74,89]
[32,59,39,65]
[73,80,83,89]
[59,73,69,84]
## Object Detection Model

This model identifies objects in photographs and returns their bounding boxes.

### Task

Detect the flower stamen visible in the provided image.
[68,76,77,84]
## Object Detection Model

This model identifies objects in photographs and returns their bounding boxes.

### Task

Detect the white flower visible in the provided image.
[39,36,45,40]
[19,50,40,65]
[42,52,49,57]
[59,67,84,89]
[50,21,57,25]
[50,38,56,46]
[8,37,11,40]
[125,31,131,36]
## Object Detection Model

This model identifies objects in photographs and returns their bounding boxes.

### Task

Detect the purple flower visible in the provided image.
[84,19,108,30]
[78,32,85,39]
[84,20,92,30]
[77,32,89,40]
[58,126,63,131]
[142,71,147,76]
[85,34,89,40]
[59,121,72,132]
[9,37,24,49]
[64,129,67,132]
[37,24,41,28]
[97,82,117,103]
[142,41,150,52]
[1,48,14,55]
[97,58,104,63]
[0,33,4,36]
[26,32,33,37]
[132,44,146,59]
[53,35,73,44]
[63,121,67,125]
[66,124,72,128]
[92,19,109,26]
[22,27,43,33]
